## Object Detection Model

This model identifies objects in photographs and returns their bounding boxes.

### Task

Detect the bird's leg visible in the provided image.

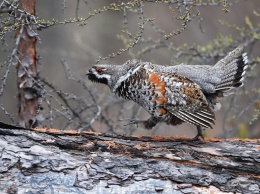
[120,116,158,130]
[190,126,205,141]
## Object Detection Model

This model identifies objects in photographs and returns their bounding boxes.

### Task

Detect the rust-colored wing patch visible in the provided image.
[147,72,167,105]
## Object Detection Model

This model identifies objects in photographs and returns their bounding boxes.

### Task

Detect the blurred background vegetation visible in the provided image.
[0,0,259,138]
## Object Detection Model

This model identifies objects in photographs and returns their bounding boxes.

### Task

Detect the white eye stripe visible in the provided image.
[92,68,111,79]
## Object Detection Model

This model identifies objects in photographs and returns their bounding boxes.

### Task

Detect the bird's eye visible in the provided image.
[95,67,103,74]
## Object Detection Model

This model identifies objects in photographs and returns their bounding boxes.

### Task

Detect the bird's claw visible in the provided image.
[190,126,205,141]
[119,118,142,127]
[190,133,204,141]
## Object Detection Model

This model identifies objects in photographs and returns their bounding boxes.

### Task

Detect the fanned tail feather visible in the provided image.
[215,47,248,92]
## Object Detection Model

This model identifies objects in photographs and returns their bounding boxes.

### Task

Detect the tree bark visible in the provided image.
[16,0,41,128]
[0,122,259,193]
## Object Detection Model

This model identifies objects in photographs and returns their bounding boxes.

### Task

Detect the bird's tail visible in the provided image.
[214,46,248,93]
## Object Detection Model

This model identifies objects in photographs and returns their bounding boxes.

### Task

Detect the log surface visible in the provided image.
[0,122,259,194]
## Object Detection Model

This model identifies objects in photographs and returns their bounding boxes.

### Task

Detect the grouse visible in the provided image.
[86,46,248,140]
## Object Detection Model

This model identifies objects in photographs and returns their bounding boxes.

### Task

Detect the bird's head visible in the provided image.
[86,65,114,87]
[86,60,139,90]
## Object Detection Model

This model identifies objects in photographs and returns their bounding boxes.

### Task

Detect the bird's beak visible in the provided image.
[85,70,92,76]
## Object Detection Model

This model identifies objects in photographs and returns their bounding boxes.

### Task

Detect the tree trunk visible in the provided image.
[0,122,259,193]
[16,0,41,128]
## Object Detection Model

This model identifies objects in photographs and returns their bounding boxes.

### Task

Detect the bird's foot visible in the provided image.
[190,126,205,141]
[119,118,144,127]
[120,117,158,129]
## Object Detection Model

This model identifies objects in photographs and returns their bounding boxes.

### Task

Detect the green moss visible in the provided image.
[237,123,248,139]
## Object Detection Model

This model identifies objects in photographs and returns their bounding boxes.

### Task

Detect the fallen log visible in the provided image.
[0,122,259,193]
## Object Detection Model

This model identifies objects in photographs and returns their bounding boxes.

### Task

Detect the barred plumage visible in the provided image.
[86,46,248,140]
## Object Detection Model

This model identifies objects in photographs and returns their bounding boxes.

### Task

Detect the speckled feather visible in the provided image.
[115,64,215,128]
[87,46,248,132]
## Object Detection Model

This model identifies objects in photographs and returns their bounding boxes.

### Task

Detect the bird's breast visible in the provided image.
[116,70,170,119]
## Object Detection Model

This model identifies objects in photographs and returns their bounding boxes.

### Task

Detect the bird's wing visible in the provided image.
[154,71,215,128]
[150,63,221,93]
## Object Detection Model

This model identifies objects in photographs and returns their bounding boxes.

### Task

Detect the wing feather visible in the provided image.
[171,108,215,128]
[160,72,216,128]
[175,111,209,128]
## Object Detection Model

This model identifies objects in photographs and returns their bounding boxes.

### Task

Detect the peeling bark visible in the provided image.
[0,122,259,193]
[16,0,41,128]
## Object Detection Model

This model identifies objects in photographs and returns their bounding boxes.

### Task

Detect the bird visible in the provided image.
[86,46,248,140]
